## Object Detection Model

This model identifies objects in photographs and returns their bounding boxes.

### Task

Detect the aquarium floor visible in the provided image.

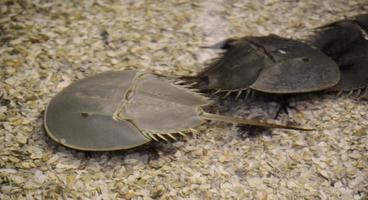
[1,0,367,199]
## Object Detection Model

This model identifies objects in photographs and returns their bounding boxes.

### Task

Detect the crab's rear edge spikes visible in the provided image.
[184,82,198,88]
[336,90,344,97]
[199,112,315,131]
[144,131,190,142]
[235,90,242,100]
[178,131,187,137]
[156,133,169,142]
[354,89,362,98]
[358,88,368,99]
[189,128,199,135]
[213,89,222,95]
[167,133,177,140]
[174,80,187,85]
[223,91,232,99]
[345,90,354,98]
[149,133,160,141]
[244,89,252,100]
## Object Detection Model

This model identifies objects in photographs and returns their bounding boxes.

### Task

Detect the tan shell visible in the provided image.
[44,70,313,151]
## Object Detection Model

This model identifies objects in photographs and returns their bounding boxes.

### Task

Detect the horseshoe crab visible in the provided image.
[44,70,312,151]
[195,34,340,98]
[312,14,368,98]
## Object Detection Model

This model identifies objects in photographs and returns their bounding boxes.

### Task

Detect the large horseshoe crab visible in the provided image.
[44,70,312,151]
[312,14,368,98]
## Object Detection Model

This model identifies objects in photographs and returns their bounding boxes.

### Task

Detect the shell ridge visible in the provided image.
[118,73,210,136]
[113,71,145,121]
[245,38,276,63]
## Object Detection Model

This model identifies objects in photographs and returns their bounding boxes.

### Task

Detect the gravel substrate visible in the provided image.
[1,0,368,199]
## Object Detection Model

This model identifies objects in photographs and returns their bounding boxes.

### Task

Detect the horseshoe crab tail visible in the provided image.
[199,111,315,131]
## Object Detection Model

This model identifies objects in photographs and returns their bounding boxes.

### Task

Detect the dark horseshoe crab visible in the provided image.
[194,34,340,99]
[44,70,313,151]
[311,14,368,98]
[186,34,340,118]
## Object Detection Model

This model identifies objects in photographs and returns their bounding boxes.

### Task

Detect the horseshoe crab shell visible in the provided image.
[44,70,312,151]
[44,70,151,151]
[312,14,368,97]
[196,34,340,95]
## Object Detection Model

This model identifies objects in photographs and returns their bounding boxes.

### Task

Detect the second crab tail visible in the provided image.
[199,111,315,131]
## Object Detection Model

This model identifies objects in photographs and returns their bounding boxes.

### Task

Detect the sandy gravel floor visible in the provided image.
[1,0,368,199]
